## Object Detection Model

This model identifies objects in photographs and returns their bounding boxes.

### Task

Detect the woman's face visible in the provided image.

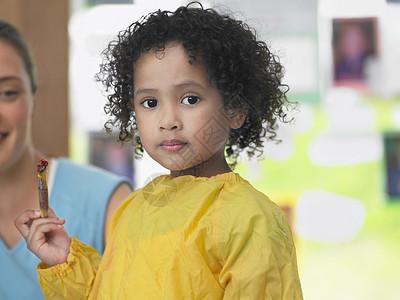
[0,40,34,172]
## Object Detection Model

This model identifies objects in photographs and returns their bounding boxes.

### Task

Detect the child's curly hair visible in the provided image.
[96,2,292,167]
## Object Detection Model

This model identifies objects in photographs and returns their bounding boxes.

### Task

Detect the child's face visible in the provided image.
[132,42,236,177]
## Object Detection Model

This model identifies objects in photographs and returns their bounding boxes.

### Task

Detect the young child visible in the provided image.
[15,3,303,299]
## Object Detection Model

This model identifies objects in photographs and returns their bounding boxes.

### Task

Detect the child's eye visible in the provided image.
[141,99,158,108]
[181,96,200,105]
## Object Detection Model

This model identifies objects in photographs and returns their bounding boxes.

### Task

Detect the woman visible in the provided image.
[0,19,132,300]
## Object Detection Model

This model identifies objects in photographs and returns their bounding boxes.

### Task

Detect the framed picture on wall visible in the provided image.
[384,133,400,201]
[331,17,378,89]
[89,131,134,187]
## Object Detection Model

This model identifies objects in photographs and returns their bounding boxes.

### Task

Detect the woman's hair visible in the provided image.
[97,2,293,166]
[0,20,37,94]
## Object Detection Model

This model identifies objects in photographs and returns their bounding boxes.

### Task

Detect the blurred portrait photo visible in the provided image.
[332,17,378,87]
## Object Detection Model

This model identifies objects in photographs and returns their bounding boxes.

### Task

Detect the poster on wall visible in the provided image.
[384,133,400,201]
[89,131,135,186]
[331,17,378,90]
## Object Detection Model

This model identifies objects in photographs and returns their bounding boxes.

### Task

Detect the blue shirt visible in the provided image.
[0,158,131,300]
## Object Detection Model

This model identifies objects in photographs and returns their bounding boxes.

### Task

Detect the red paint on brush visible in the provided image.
[37,159,48,173]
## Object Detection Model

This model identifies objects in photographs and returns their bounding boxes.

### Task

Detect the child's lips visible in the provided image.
[160,139,187,152]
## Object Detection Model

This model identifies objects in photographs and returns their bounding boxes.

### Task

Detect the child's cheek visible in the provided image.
[135,123,151,149]
[193,116,229,153]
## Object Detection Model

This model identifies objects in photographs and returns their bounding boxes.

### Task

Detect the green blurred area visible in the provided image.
[235,95,400,299]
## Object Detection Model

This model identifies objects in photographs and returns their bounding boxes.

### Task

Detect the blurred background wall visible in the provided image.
[2,0,399,299]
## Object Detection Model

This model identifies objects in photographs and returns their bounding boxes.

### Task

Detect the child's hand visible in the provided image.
[14,208,71,267]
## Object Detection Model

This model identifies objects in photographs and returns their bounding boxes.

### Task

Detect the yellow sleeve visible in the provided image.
[36,237,101,299]
[216,195,303,300]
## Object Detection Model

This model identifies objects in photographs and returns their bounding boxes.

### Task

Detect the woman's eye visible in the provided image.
[142,99,158,108]
[0,90,19,101]
[182,96,200,105]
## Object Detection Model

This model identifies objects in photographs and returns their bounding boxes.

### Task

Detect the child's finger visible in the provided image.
[14,209,42,238]
[47,207,58,218]
[26,218,65,248]
[27,217,65,237]
[28,221,65,240]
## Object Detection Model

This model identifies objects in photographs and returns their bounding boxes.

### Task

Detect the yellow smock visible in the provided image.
[37,173,303,299]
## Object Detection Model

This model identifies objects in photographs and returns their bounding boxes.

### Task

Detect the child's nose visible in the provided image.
[158,108,182,131]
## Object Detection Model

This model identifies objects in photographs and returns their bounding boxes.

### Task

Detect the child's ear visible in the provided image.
[229,108,247,129]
